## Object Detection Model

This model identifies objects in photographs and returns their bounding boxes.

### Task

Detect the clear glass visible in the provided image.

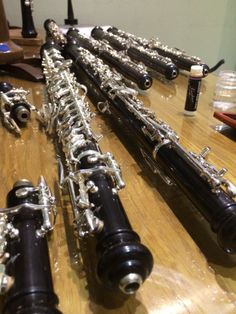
[213,70,236,110]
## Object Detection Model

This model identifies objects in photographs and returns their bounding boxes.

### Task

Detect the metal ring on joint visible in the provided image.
[76,150,100,163]
[152,139,171,160]
[119,273,143,295]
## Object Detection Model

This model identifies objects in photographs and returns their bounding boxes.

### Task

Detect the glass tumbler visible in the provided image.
[213,70,236,110]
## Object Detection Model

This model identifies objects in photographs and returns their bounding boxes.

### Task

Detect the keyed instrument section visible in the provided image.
[65,40,236,253]
[0,177,61,313]
[14,176,57,237]
[40,43,153,294]
[43,19,153,90]
[40,53,121,237]
[108,27,147,46]
[189,147,236,197]
[0,215,16,295]
[67,28,153,90]
[108,26,210,76]
[91,26,179,80]
[0,82,35,134]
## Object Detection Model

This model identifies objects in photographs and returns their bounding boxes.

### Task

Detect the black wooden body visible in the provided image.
[3,182,61,314]
[91,27,179,80]
[107,26,143,46]
[107,26,210,77]
[151,46,209,77]
[65,42,236,254]
[126,46,179,80]
[20,0,37,38]
[64,0,78,25]
[67,29,152,90]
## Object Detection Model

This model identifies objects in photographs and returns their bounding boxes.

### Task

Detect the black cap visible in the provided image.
[0,82,13,93]
[44,19,56,31]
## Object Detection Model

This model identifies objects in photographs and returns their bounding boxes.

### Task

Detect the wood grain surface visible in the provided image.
[0,72,236,314]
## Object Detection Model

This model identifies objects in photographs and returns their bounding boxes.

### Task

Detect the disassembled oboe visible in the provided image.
[65,40,236,254]
[1,177,61,314]
[39,42,153,294]
[91,26,179,80]
[0,81,35,134]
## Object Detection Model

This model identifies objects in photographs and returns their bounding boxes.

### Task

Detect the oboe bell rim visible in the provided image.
[119,273,143,294]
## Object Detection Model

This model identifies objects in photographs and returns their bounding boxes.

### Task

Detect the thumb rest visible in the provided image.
[64,40,236,253]
[0,177,61,313]
[39,43,153,294]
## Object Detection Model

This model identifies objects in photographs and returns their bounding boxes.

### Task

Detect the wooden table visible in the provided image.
[0,71,236,314]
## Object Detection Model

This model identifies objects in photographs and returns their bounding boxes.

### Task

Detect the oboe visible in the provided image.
[20,0,37,38]
[91,27,179,80]
[67,28,152,90]
[108,27,211,76]
[0,81,35,134]
[65,41,236,254]
[1,177,61,314]
[39,42,153,294]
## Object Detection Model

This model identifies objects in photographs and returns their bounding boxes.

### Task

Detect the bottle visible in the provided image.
[184,65,203,116]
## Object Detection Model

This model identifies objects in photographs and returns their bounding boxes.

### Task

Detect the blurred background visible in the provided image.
[4,0,236,71]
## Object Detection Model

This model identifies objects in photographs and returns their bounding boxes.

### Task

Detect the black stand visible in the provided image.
[64,0,78,25]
